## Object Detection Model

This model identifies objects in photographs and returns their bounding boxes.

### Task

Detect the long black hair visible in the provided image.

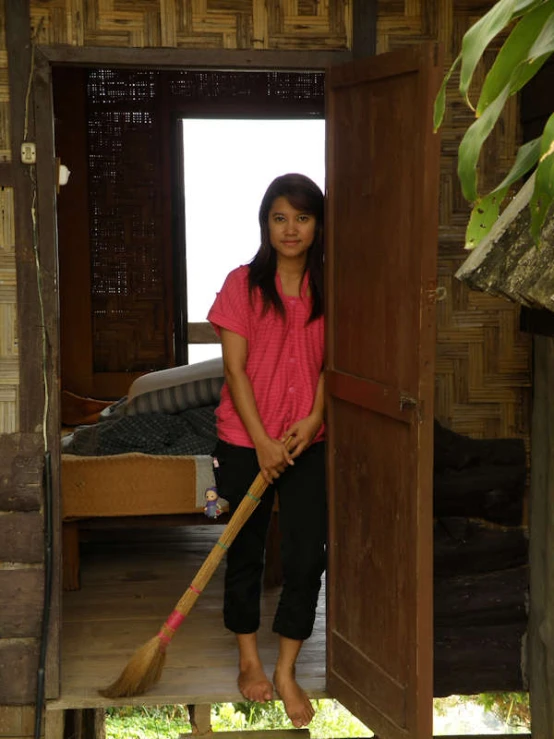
[249,173,324,323]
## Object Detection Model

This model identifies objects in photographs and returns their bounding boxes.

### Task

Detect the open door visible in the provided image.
[325,44,441,739]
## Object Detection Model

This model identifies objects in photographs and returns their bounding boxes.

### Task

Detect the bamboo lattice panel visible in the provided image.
[29,0,350,50]
[378,0,532,440]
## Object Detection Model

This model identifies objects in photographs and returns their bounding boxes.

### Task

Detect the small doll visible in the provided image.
[204,486,222,519]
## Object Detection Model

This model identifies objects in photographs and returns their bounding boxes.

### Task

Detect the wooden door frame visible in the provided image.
[20,22,388,702]
[36,49,351,703]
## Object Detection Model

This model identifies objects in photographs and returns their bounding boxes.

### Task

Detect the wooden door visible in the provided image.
[326,44,441,739]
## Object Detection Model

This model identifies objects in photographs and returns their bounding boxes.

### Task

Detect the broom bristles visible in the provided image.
[99,635,167,698]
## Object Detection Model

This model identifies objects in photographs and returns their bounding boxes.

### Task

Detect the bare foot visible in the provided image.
[273,668,315,727]
[238,662,273,703]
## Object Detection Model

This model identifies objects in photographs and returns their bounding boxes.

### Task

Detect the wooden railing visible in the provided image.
[188,322,220,345]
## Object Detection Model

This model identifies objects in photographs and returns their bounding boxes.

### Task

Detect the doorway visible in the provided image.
[42,44,441,738]
[53,65,329,707]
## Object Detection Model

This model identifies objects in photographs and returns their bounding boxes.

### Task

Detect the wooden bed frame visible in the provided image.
[61,451,282,590]
[61,452,215,590]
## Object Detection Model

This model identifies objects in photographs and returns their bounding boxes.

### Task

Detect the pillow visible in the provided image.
[124,357,224,416]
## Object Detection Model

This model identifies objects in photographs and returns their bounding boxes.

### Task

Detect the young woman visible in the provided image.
[207,173,326,728]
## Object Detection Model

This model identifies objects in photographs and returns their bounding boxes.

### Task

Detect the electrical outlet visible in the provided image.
[21,142,36,164]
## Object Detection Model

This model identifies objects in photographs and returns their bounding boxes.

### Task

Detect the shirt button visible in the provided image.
[289,357,295,363]
[289,387,295,393]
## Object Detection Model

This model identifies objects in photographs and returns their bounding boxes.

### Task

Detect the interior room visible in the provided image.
[54,65,327,708]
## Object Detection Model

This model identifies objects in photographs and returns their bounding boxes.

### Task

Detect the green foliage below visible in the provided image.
[105,700,371,738]
[105,705,192,738]
[105,694,531,738]
[473,692,531,729]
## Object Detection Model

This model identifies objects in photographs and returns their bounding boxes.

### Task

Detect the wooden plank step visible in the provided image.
[180,733,310,739]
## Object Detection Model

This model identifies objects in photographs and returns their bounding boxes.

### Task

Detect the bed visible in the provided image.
[61,359,225,590]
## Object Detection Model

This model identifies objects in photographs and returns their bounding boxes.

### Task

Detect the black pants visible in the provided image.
[212,439,327,641]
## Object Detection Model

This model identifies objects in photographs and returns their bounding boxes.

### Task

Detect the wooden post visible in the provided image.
[44,709,63,739]
[528,335,554,737]
[187,704,212,735]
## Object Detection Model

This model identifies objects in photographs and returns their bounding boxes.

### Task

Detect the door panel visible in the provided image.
[326,43,441,739]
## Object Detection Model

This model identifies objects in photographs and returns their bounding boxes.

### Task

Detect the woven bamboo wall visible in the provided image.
[0,0,532,441]
[378,1,532,440]
[28,0,350,49]
[0,0,17,434]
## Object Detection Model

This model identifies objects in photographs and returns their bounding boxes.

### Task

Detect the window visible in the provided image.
[182,118,326,363]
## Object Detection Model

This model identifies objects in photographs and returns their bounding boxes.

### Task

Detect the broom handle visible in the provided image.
[157,441,292,646]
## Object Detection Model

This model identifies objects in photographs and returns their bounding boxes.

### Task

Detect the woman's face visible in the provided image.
[268,196,316,263]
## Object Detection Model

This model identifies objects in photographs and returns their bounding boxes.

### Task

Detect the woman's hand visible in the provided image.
[282,413,323,459]
[255,436,294,485]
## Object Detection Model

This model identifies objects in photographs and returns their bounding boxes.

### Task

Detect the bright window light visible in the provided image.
[182,118,325,364]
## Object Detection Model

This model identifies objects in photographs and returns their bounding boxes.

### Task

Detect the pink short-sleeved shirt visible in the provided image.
[207,265,325,448]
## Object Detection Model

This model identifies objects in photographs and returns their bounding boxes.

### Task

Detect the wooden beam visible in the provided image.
[188,322,220,344]
[38,45,352,71]
[6,0,40,434]
[352,0,378,58]
[33,47,63,701]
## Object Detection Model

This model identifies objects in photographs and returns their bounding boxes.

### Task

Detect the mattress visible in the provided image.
[61,453,216,519]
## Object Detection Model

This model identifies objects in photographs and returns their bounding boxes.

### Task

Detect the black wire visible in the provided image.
[35,451,53,739]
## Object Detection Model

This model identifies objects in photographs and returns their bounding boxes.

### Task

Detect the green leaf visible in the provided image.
[465,188,510,249]
[509,50,551,94]
[433,54,461,131]
[459,0,517,107]
[527,6,554,58]
[495,135,543,193]
[458,86,511,203]
[513,0,552,16]
[465,136,542,248]
[476,2,554,115]
[530,112,554,241]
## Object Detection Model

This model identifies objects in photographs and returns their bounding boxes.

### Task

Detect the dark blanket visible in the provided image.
[62,405,218,457]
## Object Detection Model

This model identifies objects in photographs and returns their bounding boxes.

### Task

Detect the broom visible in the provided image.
[100,456,283,698]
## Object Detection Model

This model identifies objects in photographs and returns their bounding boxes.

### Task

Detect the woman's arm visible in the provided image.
[283,370,325,458]
[220,328,293,483]
[310,371,325,426]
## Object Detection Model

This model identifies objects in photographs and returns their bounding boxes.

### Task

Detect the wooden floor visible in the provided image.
[49,524,327,710]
